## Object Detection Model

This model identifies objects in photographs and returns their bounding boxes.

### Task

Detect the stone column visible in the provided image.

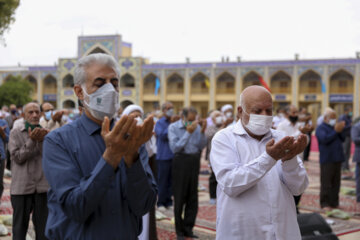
[184,68,190,107]
[160,69,166,105]
[322,65,329,114]
[354,64,360,117]
[37,71,43,104]
[209,64,216,110]
[235,67,242,107]
[292,66,298,107]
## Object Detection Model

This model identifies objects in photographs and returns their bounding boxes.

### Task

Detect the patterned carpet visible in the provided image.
[0,148,359,239]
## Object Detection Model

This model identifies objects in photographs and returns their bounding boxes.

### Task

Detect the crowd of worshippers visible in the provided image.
[0,53,357,240]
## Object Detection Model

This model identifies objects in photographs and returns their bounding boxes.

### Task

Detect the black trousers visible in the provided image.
[303,132,312,161]
[11,193,48,240]
[148,154,158,240]
[156,159,173,207]
[172,153,200,237]
[0,158,5,202]
[209,167,217,199]
[320,162,342,208]
[342,136,351,170]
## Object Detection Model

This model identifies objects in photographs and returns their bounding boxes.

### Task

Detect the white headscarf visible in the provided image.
[122,104,144,117]
[221,104,233,113]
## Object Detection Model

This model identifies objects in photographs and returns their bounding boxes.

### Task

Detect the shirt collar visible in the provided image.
[175,119,186,129]
[80,114,114,136]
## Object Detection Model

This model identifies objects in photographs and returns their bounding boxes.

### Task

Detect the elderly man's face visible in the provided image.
[240,101,273,125]
[42,103,54,113]
[325,112,337,123]
[81,63,119,98]
[25,104,41,125]
[163,103,174,114]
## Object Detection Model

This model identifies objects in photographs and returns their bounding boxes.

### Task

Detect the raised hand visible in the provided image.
[186,121,198,134]
[101,115,137,169]
[335,121,345,133]
[28,128,49,142]
[282,134,308,161]
[299,124,312,134]
[266,136,295,160]
[52,111,64,123]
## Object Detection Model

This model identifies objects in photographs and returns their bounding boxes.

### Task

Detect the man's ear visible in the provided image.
[74,85,84,101]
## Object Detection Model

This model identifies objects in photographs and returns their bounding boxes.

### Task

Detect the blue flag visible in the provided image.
[320,78,326,93]
[154,77,160,95]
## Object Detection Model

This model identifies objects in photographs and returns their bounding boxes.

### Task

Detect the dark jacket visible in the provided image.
[351,121,360,163]
[316,122,345,164]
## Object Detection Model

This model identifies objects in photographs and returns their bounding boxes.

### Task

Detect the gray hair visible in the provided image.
[161,101,173,111]
[210,110,221,119]
[74,53,121,86]
[23,102,40,113]
[324,107,335,119]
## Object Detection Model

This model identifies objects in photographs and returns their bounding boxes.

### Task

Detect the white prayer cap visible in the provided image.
[221,104,233,113]
[122,104,144,117]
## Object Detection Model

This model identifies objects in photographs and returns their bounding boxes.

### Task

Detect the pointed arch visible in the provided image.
[191,72,209,94]
[120,73,135,88]
[270,71,291,94]
[62,74,74,88]
[216,72,235,94]
[143,73,158,95]
[299,70,321,94]
[329,69,353,94]
[167,73,184,94]
[242,71,261,90]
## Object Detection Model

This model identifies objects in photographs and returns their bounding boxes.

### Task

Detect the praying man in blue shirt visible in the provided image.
[42,53,157,240]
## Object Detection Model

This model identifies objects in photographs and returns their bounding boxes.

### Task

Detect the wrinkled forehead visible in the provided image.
[244,93,273,110]
[25,104,40,113]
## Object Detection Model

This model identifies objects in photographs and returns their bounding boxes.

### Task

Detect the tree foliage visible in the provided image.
[0,0,20,37]
[0,75,33,107]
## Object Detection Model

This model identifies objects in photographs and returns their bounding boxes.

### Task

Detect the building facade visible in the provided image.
[1,34,360,124]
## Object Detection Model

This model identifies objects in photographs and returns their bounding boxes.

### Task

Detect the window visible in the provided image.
[280,82,288,88]
[339,81,347,88]
[308,81,317,88]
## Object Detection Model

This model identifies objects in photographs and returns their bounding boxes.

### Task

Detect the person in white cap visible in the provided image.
[221,104,236,127]
[122,104,158,240]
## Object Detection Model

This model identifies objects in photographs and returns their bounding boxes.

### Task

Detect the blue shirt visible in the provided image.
[42,114,157,240]
[316,122,345,164]
[168,120,207,154]
[154,117,174,160]
[0,119,9,160]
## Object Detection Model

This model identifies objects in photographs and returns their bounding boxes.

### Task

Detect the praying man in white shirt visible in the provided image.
[210,86,309,240]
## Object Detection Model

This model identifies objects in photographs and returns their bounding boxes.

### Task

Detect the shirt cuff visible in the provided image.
[281,156,299,171]
[259,152,277,170]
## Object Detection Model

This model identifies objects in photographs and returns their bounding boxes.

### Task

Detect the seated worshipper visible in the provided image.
[42,53,157,240]
[9,102,50,240]
[316,109,345,210]
[210,86,309,240]
[122,104,158,240]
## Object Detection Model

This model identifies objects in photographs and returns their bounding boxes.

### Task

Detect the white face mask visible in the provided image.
[215,116,223,125]
[243,110,273,136]
[82,83,120,121]
[166,109,174,117]
[225,112,233,119]
[329,119,337,126]
[135,116,143,126]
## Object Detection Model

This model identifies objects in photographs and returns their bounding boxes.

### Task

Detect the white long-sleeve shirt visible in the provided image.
[210,121,308,240]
